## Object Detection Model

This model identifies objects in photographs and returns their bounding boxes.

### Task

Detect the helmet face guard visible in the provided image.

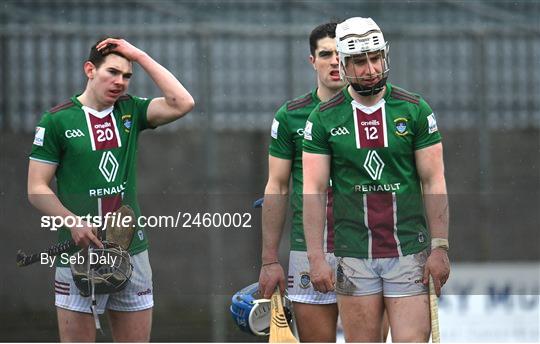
[339,48,389,96]
[70,241,133,297]
[230,282,294,336]
[336,17,390,96]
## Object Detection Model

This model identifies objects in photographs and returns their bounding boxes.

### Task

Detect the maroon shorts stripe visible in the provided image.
[288,276,294,288]
[366,193,398,258]
[55,290,70,295]
[54,284,70,291]
[55,280,69,286]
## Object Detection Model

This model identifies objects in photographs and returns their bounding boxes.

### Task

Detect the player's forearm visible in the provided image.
[415,144,449,240]
[302,152,331,262]
[135,52,194,116]
[261,181,289,262]
[261,195,288,263]
[28,184,76,223]
[422,177,449,240]
[303,192,327,262]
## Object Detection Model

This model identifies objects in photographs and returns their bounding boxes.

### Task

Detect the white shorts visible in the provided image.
[55,250,153,314]
[336,249,428,297]
[287,250,337,304]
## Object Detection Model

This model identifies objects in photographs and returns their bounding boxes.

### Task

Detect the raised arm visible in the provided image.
[415,142,450,296]
[96,38,195,127]
[302,151,333,293]
[258,156,292,298]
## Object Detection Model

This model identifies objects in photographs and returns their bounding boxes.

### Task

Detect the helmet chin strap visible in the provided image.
[350,76,388,96]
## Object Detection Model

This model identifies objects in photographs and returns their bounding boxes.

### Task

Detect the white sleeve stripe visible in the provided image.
[29,157,59,165]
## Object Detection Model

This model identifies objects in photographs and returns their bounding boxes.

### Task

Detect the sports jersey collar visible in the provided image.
[351,97,386,114]
[343,83,392,101]
[81,105,114,119]
[344,83,391,114]
[311,88,321,103]
[72,95,114,119]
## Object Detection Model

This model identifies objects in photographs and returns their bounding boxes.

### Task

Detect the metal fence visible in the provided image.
[1,25,539,132]
[1,1,539,133]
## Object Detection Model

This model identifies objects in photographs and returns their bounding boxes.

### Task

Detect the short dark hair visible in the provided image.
[87,37,129,68]
[309,22,337,56]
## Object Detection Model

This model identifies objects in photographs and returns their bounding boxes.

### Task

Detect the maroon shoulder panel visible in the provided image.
[319,92,345,112]
[391,87,419,105]
[286,92,312,111]
[48,99,75,114]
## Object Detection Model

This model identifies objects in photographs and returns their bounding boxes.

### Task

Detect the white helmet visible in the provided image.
[336,17,389,96]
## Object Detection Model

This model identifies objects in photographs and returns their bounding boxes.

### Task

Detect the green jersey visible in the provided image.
[30,94,153,262]
[269,89,335,252]
[304,83,441,259]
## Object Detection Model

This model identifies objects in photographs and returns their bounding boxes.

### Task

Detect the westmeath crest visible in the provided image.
[122,114,132,133]
[394,117,409,136]
[299,272,311,289]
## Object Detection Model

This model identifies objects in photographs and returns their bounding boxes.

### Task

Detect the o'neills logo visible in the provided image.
[361,119,380,126]
[94,122,112,129]
[137,288,152,296]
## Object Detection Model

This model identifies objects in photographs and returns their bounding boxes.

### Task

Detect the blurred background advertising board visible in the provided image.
[438,263,539,343]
